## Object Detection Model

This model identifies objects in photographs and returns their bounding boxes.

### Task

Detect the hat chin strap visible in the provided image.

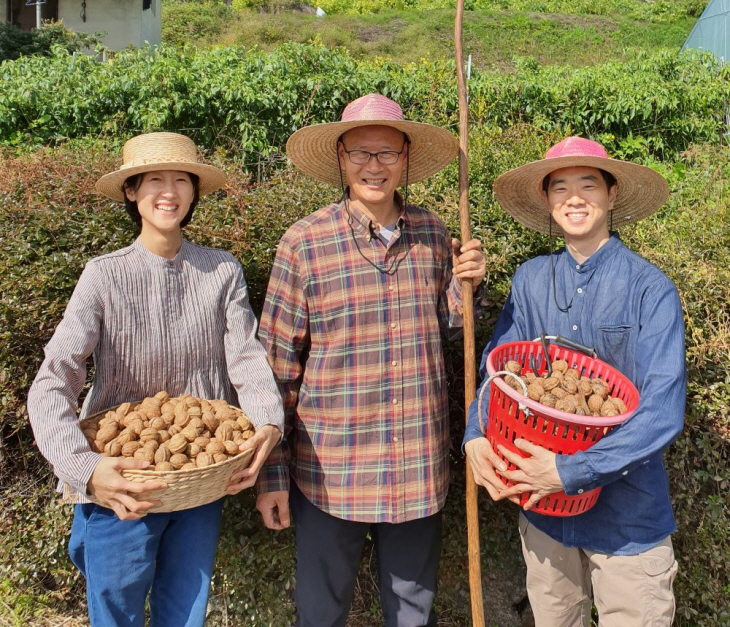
[549,215,573,313]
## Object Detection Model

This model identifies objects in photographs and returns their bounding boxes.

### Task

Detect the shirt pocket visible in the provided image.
[594,322,635,376]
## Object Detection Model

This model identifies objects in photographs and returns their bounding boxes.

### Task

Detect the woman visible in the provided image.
[27,132,284,626]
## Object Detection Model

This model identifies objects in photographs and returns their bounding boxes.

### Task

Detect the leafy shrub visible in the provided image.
[0,20,102,63]
[161,0,235,46]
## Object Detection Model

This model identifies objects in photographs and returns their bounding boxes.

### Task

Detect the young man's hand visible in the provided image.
[452,238,486,290]
[256,490,291,530]
[87,457,166,521]
[464,438,519,505]
[495,439,564,510]
[226,424,281,495]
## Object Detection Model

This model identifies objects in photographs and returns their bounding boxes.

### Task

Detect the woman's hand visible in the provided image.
[496,439,564,510]
[226,424,281,495]
[87,457,167,521]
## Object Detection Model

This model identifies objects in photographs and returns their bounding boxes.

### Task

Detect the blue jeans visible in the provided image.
[69,499,223,627]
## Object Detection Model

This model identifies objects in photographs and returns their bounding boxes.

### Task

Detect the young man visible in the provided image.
[464,137,686,627]
[256,93,486,627]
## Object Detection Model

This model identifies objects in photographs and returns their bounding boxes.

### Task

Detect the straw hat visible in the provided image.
[96,132,226,201]
[286,93,458,186]
[493,136,669,235]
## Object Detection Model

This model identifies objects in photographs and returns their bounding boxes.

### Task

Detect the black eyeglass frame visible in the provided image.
[337,139,410,166]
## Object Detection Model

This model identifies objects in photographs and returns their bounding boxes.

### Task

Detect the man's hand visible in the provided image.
[226,424,281,495]
[496,439,564,510]
[87,457,167,521]
[464,437,519,505]
[452,238,486,291]
[256,490,291,530]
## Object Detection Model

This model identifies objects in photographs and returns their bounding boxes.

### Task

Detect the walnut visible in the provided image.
[133,447,155,464]
[196,452,214,468]
[168,424,182,436]
[237,415,252,431]
[200,400,212,413]
[149,417,166,431]
[96,424,119,445]
[143,440,159,453]
[206,440,226,455]
[551,387,568,400]
[158,430,171,443]
[600,399,618,417]
[194,436,211,448]
[223,441,239,456]
[122,441,143,457]
[115,402,132,418]
[564,368,580,380]
[154,391,170,404]
[161,401,175,415]
[155,461,174,471]
[168,433,188,454]
[187,406,202,419]
[173,403,190,428]
[578,379,593,397]
[505,375,524,391]
[104,440,122,457]
[188,417,204,432]
[140,428,160,444]
[610,396,627,414]
[169,453,189,469]
[185,397,201,409]
[215,406,237,422]
[555,398,577,414]
[123,411,143,427]
[561,377,578,394]
[527,383,544,401]
[215,422,235,442]
[539,392,558,408]
[505,360,522,375]
[155,445,172,464]
[182,425,200,442]
[202,412,219,434]
[128,418,145,435]
[187,442,203,458]
[543,376,561,391]
[592,379,610,399]
[588,394,604,414]
[523,372,537,383]
[551,359,569,373]
[181,463,197,470]
[213,453,228,464]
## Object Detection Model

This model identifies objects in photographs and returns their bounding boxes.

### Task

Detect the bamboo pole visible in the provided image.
[455,2,486,626]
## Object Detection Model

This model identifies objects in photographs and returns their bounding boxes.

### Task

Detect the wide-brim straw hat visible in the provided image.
[493,136,669,235]
[96,132,227,202]
[286,93,458,186]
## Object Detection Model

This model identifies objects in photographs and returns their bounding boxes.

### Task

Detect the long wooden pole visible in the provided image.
[455,3,486,626]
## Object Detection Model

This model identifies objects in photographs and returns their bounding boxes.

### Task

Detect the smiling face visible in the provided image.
[337,125,408,218]
[124,170,195,236]
[542,166,616,246]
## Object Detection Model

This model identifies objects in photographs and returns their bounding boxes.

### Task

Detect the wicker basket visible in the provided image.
[84,401,256,514]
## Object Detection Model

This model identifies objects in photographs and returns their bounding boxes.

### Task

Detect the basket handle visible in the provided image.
[533,335,597,359]
[477,371,531,434]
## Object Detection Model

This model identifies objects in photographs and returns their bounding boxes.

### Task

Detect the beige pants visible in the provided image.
[519,513,678,627]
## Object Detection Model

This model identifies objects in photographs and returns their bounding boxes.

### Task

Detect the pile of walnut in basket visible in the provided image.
[503,359,627,417]
[80,392,255,471]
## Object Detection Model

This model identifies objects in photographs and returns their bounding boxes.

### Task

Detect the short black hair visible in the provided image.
[122,172,200,229]
[542,168,617,193]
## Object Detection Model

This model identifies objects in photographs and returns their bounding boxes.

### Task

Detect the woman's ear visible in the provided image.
[124,184,136,203]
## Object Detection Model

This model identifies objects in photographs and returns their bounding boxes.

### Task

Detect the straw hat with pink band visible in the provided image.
[96,132,226,202]
[493,136,669,235]
[286,93,458,186]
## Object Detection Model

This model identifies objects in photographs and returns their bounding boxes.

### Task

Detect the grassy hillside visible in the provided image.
[161,0,697,68]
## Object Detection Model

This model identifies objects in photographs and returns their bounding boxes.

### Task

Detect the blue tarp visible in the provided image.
[682,0,730,61]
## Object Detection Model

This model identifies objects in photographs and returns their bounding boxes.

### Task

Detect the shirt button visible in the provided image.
[577,288,583,294]
[572,325,578,331]
[366,235,371,241]
[392,361,398,366]
[388,285,395,291]
[577,489,584,494]
[622,470,629,476]
[392,398,398,405]
[391,323,397,329]
[393,436,399,443]
[576,264,581,270]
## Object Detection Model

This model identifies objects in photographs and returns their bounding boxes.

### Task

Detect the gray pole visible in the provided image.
[36,1,42,29]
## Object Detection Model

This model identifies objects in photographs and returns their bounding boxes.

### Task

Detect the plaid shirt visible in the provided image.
[257,197,468,523]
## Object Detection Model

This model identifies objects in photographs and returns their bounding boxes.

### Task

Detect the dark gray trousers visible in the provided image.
[291,482,441,627]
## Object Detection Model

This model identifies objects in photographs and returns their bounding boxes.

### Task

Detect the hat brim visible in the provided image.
[96,162,227,202]
[286,119,458,186]
[493,155,669,235]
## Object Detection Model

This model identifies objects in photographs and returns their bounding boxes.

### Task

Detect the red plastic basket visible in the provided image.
[481,340,640,516]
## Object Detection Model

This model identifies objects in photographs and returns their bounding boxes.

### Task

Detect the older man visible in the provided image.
[256,94,486,627]
[464,137,685,626]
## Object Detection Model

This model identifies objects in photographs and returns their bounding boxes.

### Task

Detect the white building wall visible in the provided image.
[59,0,160,50]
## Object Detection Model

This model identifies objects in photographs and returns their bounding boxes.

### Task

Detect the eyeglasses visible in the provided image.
[340,141,408,165]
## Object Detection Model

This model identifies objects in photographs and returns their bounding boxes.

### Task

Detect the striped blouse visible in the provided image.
[257,199,468,524]
[28,237,284,502]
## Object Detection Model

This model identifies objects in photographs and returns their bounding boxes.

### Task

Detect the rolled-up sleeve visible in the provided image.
[224,260,284,433]
[27,262,105,495]
[557,280,686,494]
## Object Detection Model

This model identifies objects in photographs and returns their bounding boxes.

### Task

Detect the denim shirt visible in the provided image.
[464,234,686,555]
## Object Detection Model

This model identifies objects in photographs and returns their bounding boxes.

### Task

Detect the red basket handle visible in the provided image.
[533,335,597,359]
[477,371,531,434]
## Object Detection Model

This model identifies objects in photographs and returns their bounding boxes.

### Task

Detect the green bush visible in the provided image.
[0,20,102,63]
[162,0,235,46]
